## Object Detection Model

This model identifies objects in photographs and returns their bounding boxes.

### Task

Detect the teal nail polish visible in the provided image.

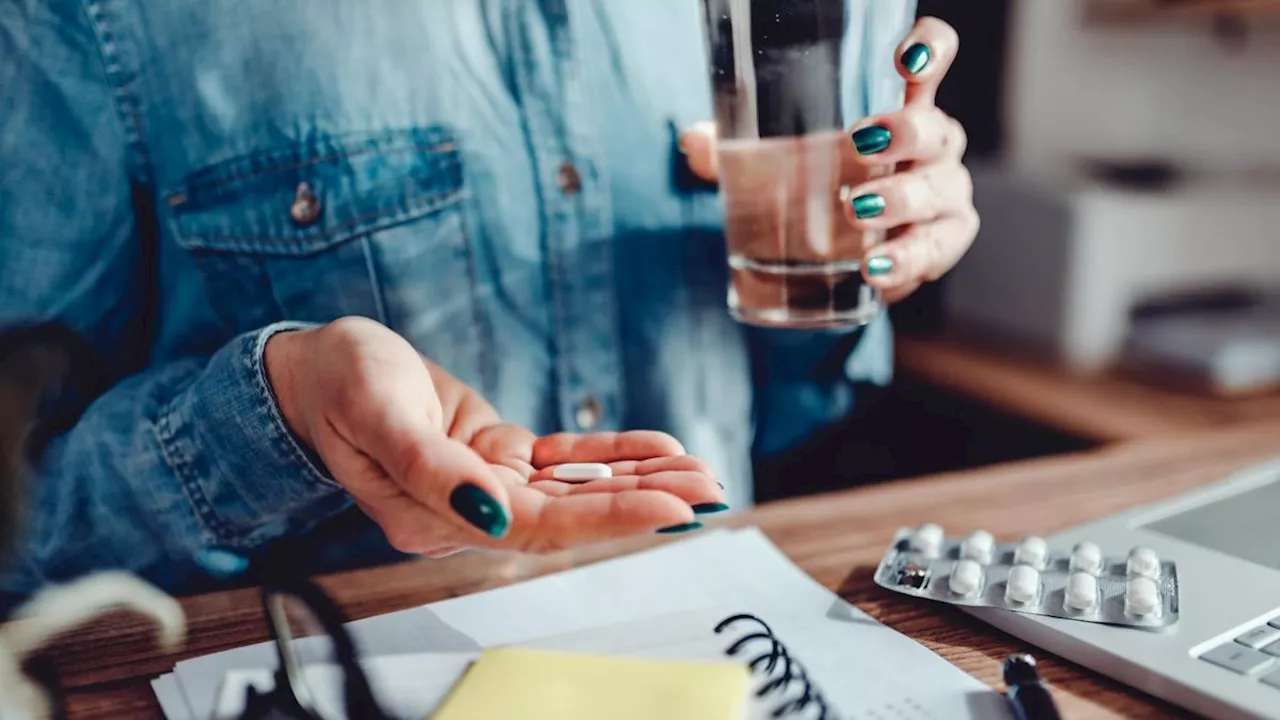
[902,43,931,75]
[449,484,510,538]
[656,522,704,534]
[851,194,886,219]
[692,503,730,515]
[852,125,891,155]
[866,255,894,276]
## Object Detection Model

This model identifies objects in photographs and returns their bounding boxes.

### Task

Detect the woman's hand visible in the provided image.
[681,16,977,304]
[266,317,723,558]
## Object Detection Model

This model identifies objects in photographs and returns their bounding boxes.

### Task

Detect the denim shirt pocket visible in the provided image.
[166,127,490,382]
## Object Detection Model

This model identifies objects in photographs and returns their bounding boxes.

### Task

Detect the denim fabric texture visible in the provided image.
[0,0,913,602]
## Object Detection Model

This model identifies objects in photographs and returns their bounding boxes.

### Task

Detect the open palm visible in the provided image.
[431,363,724,554]
[273,317,724,559]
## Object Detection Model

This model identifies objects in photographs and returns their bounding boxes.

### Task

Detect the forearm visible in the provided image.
[2,323,348,598]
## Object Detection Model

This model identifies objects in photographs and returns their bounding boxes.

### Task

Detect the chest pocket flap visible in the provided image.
[168,127,464,255]
[162,126,486,374]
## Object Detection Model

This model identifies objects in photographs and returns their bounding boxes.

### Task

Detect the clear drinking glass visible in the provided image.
[701,0,915,329]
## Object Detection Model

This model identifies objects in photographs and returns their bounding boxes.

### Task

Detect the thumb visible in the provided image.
[679,121,719,182]
[348,377,514,543]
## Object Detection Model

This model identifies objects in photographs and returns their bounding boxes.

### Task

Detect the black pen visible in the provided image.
[1003,653,1063,720]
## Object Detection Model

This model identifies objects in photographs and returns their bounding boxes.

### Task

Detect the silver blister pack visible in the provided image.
[872,524,1180,628]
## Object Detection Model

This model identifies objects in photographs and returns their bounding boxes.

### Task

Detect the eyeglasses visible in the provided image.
[233,574,392,720]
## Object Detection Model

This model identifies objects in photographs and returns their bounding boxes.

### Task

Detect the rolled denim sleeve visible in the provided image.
[0,5,349,598]
[9,323,350,596]
[154,321,344,546]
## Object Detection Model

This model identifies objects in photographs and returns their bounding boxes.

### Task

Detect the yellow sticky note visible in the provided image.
[429,646,751,720]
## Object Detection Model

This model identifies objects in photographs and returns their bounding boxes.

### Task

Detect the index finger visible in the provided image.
[532,431,686,468]
[897,17,959,107]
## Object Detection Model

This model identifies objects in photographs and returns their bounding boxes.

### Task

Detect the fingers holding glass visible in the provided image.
[896,16,960,106]
[841,161,973,232]
[861,210,981,301]
[849,105,965,166]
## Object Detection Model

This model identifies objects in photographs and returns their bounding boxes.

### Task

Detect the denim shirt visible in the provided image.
[0,0,913,599]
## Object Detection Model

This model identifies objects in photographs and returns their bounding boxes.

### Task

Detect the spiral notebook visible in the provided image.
[169,528,1010,720]
[213,605,900,719]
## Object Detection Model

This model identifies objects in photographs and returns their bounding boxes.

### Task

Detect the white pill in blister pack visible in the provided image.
[1069,541,1103,575]
[949,559,983,596]
[1064,571,1098,611]
[875,527,1180,627]
[960,529,995,564]
[911,523,945,557]
[1126,547,1160,579]
[1013,536,1048,570]
[552,463,613,481]
[1005,564,1040,604]
[1126,576,1160,616]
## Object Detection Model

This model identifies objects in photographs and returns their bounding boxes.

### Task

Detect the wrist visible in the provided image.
[264,327,313,451]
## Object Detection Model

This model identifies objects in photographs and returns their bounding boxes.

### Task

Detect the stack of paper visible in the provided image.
[155,528,1010,720]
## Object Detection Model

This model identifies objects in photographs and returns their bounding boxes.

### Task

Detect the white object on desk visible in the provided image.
[1013,535,1048,570]
[160,528,1008,720]
[1069,541,1103,575]
[1126,546,1161,579]
[949,559,983,596]
[960,529,995,564]
[948,165,1280,370]
[1064,572,1097,612]
[910,522,945,557]
[962,456,1280,720]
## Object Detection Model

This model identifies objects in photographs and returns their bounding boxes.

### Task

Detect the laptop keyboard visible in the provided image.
[1199,617,1280,685]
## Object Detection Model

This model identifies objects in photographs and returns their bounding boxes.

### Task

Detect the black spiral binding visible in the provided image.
[715,613,834,719]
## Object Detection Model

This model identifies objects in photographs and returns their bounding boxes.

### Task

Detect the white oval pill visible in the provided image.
[1014,536,1048,570]
[949,559,983,596]
[1005,564,1040,605]
[1064,571,1098,611]
[1126,576,1160,616]
[960,529,995,564]
[1069,541,1103,575]
[552,463,613,481]
[1127,547,1160,578]
[911,523,945,556]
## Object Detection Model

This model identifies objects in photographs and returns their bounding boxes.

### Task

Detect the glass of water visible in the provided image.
[701,0,915,329]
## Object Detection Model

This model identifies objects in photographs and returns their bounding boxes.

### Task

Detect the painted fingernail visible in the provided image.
[851,193,886,219]
[692,502,730,515]
[656,522,704,534]
[852,125,891,155]
[450,483,510,538]
[866,255,894,276]
[902,43,931,74]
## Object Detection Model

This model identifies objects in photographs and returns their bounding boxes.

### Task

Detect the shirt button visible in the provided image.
[557,161,582,196]
[574,397,601,431]
[289,182,322,227]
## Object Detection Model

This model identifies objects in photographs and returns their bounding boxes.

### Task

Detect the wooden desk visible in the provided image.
[35,422,1280,719]
[896,334,1280,444]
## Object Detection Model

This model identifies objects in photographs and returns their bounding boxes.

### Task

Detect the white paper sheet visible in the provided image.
[161,528,1007,720]
[164,529,742,719]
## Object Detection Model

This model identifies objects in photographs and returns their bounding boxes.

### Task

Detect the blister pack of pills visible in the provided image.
[872,524,1180,628]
